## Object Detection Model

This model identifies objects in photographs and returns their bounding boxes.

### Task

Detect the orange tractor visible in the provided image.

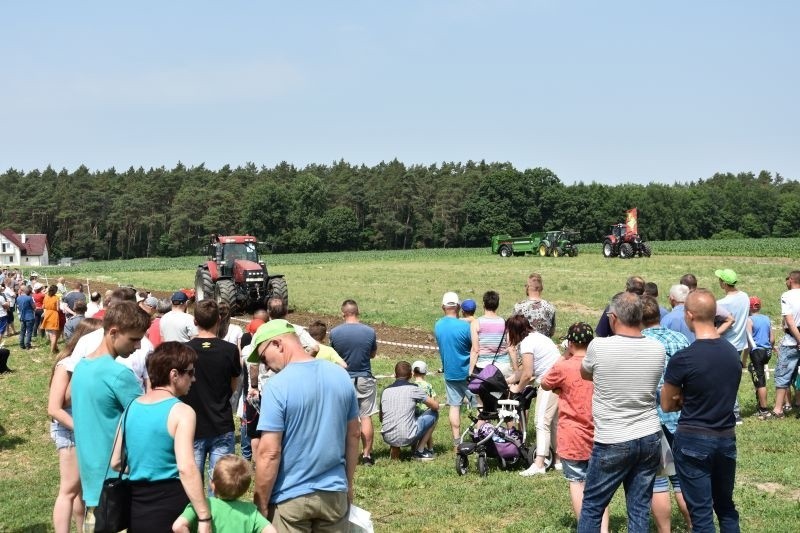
[195,234,288,314]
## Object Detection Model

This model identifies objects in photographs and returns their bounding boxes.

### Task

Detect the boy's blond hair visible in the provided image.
[212,455,252,500]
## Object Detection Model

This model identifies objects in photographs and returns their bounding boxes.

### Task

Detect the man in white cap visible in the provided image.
[434,291,474,451]
[251,320,359,531]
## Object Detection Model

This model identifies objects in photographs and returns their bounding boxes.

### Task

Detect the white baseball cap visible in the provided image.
[441,291,460,307]
[412,360,428,374]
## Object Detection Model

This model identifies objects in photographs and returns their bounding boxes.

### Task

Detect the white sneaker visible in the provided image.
[554,462,563,471]
[519,464,547,477]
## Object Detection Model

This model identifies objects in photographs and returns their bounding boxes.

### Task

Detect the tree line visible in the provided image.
[1,161,798,260]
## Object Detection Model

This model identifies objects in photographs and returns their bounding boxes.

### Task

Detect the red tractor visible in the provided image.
[602,209,652,259]
[195,234,288,313]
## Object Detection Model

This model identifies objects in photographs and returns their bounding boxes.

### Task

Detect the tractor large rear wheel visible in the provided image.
[268,277,289,309]
[619,243,634,259]
[538,244,548,257]
[215,279,237,309]
[641,242,652,257]
[194,268,214,302]
[602,240,615,258]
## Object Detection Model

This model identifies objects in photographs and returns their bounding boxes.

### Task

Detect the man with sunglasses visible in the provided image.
[182,299,242,493]
[250,319,359,532]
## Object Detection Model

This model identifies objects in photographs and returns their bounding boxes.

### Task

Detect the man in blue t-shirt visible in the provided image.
[330,299,378,466]
[251,320,359,531]
[433,291,473,450]
[662,289,742,532]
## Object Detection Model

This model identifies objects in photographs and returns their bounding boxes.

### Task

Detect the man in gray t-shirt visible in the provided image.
[159,291,197,343]
[579,292,665,533]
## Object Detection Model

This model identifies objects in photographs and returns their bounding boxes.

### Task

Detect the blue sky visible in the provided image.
[1,1,797,184]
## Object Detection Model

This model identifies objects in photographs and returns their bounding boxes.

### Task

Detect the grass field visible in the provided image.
[2,244,800,531]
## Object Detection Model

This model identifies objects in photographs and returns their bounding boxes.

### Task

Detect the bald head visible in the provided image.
[685,289,716,324]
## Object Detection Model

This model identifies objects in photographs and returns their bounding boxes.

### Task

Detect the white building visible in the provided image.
[0,230,50,267]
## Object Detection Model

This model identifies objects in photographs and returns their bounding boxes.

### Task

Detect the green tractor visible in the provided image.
[537,230,580,257]
[491,229,579,257]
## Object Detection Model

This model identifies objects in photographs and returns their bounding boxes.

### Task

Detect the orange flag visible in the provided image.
[626,208,638,235]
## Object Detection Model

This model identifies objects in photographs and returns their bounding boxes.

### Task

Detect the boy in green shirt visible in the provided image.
[412,361,437,453]
[173,455,275,533]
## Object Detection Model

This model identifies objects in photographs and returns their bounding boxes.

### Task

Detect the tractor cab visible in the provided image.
[611,224,626,240]
[217,242,258,277]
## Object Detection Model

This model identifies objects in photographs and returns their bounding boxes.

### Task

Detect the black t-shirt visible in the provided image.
[182,337,242,439]
[664,338,742,430]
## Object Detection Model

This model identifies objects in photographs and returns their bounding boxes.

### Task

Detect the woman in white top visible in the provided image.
[506,314,561,476]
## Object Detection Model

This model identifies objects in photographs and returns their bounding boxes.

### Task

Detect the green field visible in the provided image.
[2,244,799,531]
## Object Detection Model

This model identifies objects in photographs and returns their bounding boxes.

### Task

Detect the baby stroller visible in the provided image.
[455,365,552,477]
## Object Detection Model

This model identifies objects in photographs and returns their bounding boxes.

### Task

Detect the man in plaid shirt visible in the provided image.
[641,296,692,532]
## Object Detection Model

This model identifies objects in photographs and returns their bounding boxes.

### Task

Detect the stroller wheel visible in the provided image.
[520,447,536,469]
[455,453,469,476]
[477,455,489,477]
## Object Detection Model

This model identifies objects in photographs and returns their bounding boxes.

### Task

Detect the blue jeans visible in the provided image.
[413,409,439,442]
[673,431,739,533]
[193,431,235,493]
[19,319,34,348]
[578,432,660,533]
[240,419,252,461]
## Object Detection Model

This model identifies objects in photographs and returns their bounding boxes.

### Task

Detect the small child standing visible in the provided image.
[747,296,775,418]
[172,455,276,533]
[411,360,437,453]
[540,323,610,533]
[460,299,477,323]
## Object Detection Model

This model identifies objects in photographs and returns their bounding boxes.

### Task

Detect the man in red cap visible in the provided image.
[746,296,774,419]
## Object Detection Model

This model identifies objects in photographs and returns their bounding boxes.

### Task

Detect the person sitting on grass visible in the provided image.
[173,454,276,533]
[380,361,439,461]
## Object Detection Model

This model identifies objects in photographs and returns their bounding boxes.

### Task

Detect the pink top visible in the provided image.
[540,355,594,461]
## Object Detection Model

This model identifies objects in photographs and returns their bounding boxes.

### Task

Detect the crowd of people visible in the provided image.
[13,265,797,532]
[431,269,800,532]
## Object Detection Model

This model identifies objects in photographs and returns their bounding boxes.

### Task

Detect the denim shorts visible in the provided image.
[774,344,800,388]
[561,458,589,482]
[653,474,682,493]
[413,409,439,441]
[445,379,477,407]
[50,420,75,450]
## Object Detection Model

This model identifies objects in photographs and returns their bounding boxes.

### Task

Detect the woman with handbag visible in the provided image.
[112,342,211,532]
[505,314,562,477]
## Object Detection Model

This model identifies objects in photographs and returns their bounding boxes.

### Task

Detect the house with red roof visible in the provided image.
[0,230,50,267]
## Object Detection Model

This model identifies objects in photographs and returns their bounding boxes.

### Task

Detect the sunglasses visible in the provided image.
[179,367,195,377]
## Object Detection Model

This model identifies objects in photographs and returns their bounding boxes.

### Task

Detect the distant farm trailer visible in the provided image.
[491,230,579,258]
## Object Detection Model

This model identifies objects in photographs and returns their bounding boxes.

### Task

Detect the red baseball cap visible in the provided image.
[749,296,761,310]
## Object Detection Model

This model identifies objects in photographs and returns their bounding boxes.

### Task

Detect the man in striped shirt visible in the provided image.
[579,292,666,533]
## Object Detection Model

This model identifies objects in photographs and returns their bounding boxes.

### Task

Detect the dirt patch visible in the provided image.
[754,482,800,502]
